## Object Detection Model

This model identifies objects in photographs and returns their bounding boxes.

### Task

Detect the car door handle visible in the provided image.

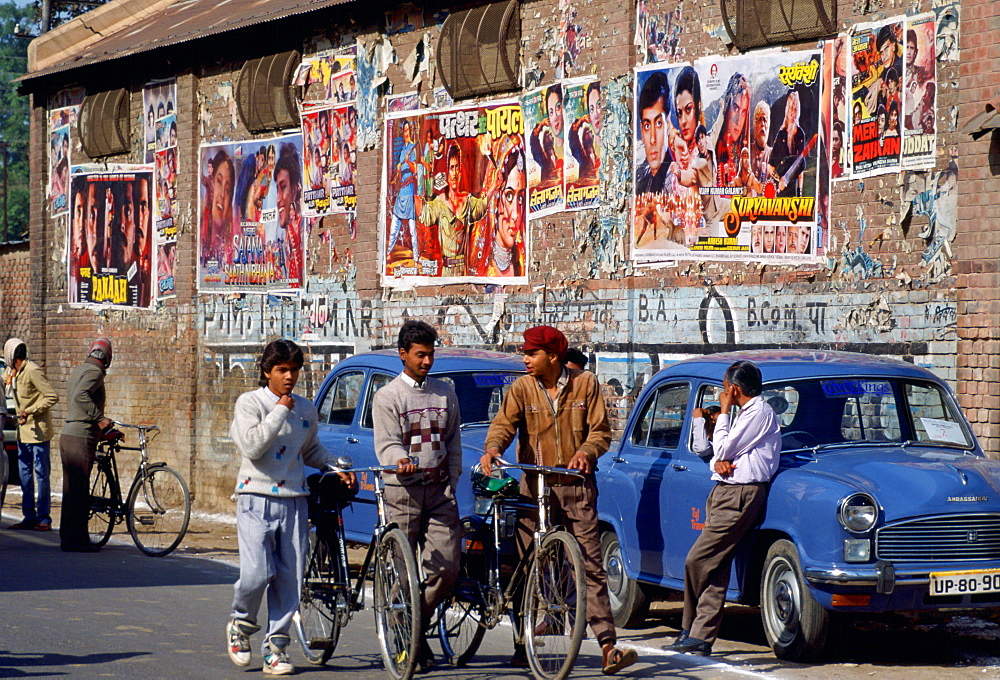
[672,464,688,471]
[612,456,627,463]
[346,437,360,444]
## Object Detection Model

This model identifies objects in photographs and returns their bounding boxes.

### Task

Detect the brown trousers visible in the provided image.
[682,482,769,643]
[383,482,461,631]
[59,433,97,548]
[517,474,616,647]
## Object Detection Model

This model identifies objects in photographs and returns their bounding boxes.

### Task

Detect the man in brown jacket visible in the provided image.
[480,325,637,675]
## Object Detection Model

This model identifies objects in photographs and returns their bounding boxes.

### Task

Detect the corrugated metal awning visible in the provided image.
[21,0,352,83]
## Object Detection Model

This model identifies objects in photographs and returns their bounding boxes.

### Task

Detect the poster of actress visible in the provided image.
[522,84,565,218]
[301,103,357,217]
[563,78,601,210]
[68,168,154,308]
[197,134,305,292]
[382,101,527,285]
[849,19,904,178]
[48,108,73,218]
[901,13,937,170]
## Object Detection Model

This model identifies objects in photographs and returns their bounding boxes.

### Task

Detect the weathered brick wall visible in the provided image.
[0,244,31,342]
[23,0,994,515]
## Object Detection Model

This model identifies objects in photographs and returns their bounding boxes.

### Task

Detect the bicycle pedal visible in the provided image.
[135,515,156,526]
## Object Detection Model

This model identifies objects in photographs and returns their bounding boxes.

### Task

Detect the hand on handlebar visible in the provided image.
[480,449,502,476]
[566,450,594,475]
[396,457,419,475]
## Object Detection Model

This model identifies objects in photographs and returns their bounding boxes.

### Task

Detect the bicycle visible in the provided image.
[437,460,588,680]
[294,456,421,680]
[88,421,191,556]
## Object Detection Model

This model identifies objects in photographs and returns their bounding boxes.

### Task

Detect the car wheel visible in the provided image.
[760,539,828,661]
[600,530,649,629]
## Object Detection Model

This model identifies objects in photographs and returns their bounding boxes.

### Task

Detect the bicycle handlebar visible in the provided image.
[112,421,159,432]
[494,459,586,478]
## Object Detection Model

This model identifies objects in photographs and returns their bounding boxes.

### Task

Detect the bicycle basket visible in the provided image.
[470,463,518,499]
[306,472,357,518]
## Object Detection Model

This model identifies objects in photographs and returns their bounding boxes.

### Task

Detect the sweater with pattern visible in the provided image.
[230,387,336,497]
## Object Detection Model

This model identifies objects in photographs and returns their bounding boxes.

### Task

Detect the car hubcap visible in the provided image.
[606,547,623,594]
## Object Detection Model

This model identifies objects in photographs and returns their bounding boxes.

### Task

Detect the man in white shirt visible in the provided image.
[669,360,781,656]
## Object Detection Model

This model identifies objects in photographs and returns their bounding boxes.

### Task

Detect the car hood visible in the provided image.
[779,446,1000,520]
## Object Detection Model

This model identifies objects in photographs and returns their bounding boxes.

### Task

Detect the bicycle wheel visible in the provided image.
[372,527,420,680]
[295,530,344,665]
[88,461,116,547]
[437,595,487,667]
[523,530,587,680]
[126,465,190,556]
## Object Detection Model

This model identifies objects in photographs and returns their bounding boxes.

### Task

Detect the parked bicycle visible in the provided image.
[294,456,421,680]
[437,460,587,680]
[88,421,191,556]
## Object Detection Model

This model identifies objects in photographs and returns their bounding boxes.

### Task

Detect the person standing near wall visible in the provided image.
[59,338,113,552]
[372,319,463,671]
[4,339,58,531]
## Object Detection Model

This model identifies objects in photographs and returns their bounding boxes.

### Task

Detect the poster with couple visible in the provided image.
[632,49,824,263]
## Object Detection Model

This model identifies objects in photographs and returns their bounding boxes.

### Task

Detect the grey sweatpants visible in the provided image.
[231,493,308,651]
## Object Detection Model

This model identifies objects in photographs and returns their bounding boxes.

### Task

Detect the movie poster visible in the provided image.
[849,19,903,178]
[144,79,178,300]
[633,50,823,263]
[382,101,527,284]
[294,47,357,103]
[522,84,565,218]
[48,108,73,218]
[933,0,959,62]
[198,134,305,292]
[563,78,601,211]
[68,167,154,308]
[901,13,937,170]
[301,103,358,216]
[830,34,850,180]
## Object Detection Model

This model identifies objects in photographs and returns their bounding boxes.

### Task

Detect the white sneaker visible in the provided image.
[263,635,295,675]
[226,619,258,667]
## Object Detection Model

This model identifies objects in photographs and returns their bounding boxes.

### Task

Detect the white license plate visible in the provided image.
[929,569,1000,597]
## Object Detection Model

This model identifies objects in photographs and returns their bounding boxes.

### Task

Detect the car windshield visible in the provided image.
[435,372,521,425]
[755,377,973,452]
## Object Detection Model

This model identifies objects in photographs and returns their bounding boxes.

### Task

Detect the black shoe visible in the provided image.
[61,543,101,553]
[666,629,689,648]
[8,520,37,530]
[668,636,712,656]
[510,644,529,668]
[417,638,435,672]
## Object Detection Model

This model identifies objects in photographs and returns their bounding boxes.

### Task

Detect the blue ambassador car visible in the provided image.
[596,350,999,661]
[312,349,523,544]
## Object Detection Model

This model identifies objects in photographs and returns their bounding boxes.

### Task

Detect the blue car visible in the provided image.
[596,350,995,661]
[312,348,523,544]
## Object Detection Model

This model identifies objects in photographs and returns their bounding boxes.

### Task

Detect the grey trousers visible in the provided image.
[231,493,308,650]
[682,482,769,643]
[383,483,461,631]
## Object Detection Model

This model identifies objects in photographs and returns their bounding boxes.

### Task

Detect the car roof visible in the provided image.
[661,350,940,383]
[330,348,525,374]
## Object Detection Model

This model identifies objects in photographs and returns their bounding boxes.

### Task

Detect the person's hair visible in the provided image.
[258,339,304,386]
[674,65,702,119]
[876,25,897,50]
[906,29,917,46]
[12,343,26,363]
[724,360,763,398]
[703,404,722,438]
[274,142,301,189]
[638,71,669,124]
[447,142,462,167]
[210,149,234,184]
[397,320,437,351]
[586,81,600,102]
[884,67,899,85]
[565,347,588,369]
[695,124,708,141]
[545,84,563,106]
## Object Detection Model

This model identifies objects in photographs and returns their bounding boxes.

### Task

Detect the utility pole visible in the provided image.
[0,141,7,242]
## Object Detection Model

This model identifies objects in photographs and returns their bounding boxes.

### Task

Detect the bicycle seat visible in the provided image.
[470,464,518,499]
[99,427,124,442]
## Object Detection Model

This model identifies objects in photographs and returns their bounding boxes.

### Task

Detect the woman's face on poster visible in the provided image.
[676,89,697,146]
[727,85,750,141]
[774,226,786,253]
[211,162,233,225]
[497,164,526,250]
[588,89,602,135]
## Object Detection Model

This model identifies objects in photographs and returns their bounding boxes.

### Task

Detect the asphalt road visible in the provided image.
[4,526,1000,679]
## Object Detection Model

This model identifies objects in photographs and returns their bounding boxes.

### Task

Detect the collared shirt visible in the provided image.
[709,395,782,484]
[691,416,713,458]
[535,367,570,416]
[399,372,424,390]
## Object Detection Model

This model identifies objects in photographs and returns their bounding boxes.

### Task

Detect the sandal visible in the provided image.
[602,647,638,675]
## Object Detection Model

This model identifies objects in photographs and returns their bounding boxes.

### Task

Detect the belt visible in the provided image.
[716,480,770,487]
[442,256,465,266]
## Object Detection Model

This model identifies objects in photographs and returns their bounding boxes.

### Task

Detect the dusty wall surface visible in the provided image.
[21,0,995,512]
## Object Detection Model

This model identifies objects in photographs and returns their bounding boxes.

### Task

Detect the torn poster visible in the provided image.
[143,78,178,299]
[48,108,73,218]
[933,0,959,63]
[829,34,850,180]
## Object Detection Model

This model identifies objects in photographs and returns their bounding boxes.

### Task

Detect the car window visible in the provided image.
[762,386,799,428]
[434,372,518,425]
[318,370,365,425]
[361,372,395,429]
[906,382,971,446]
[631,383,689,449]
[840,380,900,442]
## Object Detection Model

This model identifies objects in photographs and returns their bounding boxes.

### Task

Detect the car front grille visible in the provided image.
[876,513,1000,562]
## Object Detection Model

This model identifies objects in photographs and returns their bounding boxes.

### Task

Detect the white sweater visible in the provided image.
[230,387,335,497]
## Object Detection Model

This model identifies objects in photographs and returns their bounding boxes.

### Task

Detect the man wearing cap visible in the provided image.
[59,338,114,552]
[481,325,638,675]
[3,338,58,531]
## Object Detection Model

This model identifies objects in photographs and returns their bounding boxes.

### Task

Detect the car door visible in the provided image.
[610,380,690,585]
[315,368,366,464]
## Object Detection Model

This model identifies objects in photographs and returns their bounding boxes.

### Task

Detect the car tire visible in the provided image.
[760,539,828,662]
[600,529,650,629]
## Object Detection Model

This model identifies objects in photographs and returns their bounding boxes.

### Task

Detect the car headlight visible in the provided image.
[839,493,878,533]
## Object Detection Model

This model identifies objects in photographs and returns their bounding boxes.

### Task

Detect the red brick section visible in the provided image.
[0,244,30,341]
[956,0,1000,457]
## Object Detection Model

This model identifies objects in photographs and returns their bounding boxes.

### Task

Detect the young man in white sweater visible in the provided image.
[372,320,463,671]
[226,339,355,675]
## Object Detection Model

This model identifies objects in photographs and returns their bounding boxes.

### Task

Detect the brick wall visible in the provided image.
[0,244,31,342]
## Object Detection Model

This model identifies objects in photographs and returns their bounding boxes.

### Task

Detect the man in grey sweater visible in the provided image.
[373,320,462,671]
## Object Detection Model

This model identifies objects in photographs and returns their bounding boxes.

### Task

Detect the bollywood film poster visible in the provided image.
[382,101,528,285]
[198,134,305,292]
[901,13,937,170]
[633,49,823,263]
[563,78,601,211]
[294,47,357,104]
[48,107,74,218]
[522,84,566,219]
[68,167,154,309]
[301,103,358,216]
[849,19,904,178]
[144,79,178,299]
[829,34,851,180]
